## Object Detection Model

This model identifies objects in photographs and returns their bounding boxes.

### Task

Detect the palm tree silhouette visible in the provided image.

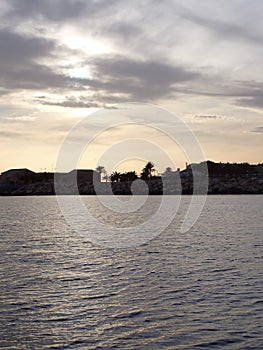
[110,171,121,182]
[140,161,155,180]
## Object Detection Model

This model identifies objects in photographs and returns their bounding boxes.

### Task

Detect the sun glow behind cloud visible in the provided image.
[0,0,262,172]
[67,66,92,79]
[61,32,113,56]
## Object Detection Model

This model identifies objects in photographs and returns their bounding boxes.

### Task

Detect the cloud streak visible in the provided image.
[251,126,263,133]
[177,4,263,46]
[37,96,100,109]
[195,115,222,120]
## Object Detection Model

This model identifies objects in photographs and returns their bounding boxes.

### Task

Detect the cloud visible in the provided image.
[237,95,263,110]
[183,80,263,112]
[37,96,100,108]
[0,130,25,139]
[104,105,119,110]
[0,29,98,94]
[0,29,55,65]
[0,29,67,91]
[0,0,262,172]
[105,22,142,40]
[88,56,199,101]
[176,2,263,46]
[4,0,121,35]
[93,56,197,84]
[0,89,10,96]
[251,126,263,133]
[6,0,89,22]
[195,115,222,120]
[1,1,262,107]
[1,64,71,91]
[1,26,200,103]
[5,116,36,122]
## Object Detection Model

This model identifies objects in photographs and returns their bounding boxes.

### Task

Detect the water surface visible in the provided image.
[0,195,262,349]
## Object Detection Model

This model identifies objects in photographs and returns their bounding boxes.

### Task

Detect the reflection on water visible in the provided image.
[0,195,262,349]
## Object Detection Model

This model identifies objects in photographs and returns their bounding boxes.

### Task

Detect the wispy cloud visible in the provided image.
[5,115,37,121]
[177,3,263,45]
[237,95,263,110]
[251,126,263,133]
[0,130,26,139]
[36,96,100,108]
[195,115,222,120]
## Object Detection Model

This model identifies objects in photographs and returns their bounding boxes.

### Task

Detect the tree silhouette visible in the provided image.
[110,171,121,182]
[125,171,138,182]
[120,171,138,182]
[164,167,172,173]
[111,171,138,182]
[96,165,106,181]
[140,161,155,180]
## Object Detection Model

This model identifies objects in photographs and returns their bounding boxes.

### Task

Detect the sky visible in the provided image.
[0,0,262,174]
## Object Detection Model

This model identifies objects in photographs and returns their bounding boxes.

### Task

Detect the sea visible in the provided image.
[0,195,262,349]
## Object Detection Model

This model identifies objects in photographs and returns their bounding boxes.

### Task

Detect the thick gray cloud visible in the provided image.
[0,24,200,102]
[92,57,198,85]
[0,30,55,65]
[0,89,9,96]
[0,24,261,110]
[0,0,262,109]
[88,56,199,101]
[29,55,200,103]
[0,29,92,92]
[6,0,100,22]
[237,95,263,110]
[1,64,70,90]
[0,29,63,91]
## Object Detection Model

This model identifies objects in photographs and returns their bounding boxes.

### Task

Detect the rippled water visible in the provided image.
[0,195,262,349]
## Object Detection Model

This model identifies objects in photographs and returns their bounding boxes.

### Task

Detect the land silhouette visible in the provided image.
[0,161,262,195]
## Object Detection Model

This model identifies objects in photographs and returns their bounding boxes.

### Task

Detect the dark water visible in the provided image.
[0,195,262,349]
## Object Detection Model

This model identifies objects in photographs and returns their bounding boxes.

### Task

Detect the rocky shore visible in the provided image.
[1,174,262,195]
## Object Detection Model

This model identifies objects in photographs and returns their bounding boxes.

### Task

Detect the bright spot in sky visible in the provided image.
[63,33,112,55]
[68,66,92,79]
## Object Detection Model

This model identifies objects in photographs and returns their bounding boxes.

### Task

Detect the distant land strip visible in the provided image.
[0,161,262,195]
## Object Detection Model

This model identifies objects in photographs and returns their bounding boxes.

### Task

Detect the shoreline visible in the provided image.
[1,161,263,196]
[1,192,262,196]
